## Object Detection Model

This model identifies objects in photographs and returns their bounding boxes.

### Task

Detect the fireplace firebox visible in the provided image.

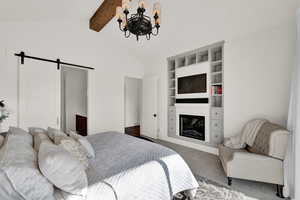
[179,114,205,141]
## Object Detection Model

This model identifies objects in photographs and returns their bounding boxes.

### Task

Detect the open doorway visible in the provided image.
[61,66,88,136]
[124,77,142,137]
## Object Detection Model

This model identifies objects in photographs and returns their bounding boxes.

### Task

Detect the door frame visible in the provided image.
[123,76,143,134]
[60,65,89,134]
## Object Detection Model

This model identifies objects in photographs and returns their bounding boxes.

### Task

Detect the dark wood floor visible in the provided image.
[125,125,140,137]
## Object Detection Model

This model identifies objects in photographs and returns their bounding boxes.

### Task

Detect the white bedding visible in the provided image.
[55,132,198,200]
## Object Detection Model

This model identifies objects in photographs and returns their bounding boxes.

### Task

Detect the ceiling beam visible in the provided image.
[89,0,122,32]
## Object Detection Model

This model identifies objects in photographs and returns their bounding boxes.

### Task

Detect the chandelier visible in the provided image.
[116,0,161,41]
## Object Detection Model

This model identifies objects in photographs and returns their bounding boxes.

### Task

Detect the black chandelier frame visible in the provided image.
[118,7,160,41]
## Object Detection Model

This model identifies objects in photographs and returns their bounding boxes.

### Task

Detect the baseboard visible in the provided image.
[159,135,219,155]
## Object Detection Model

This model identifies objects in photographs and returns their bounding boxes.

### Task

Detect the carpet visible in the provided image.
[174,176,258,200]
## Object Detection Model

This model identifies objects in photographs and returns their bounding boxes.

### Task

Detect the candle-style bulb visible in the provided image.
[122,0,129,10]
[155,18,160,25]
[138,0,146,9]
[153,2,161,16]
[116,6,123,20]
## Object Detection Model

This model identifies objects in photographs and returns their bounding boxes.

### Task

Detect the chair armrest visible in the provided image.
[228,151,284,184]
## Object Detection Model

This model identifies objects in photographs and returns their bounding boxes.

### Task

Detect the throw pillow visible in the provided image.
[0,132,54,200]
[0,135,4,148]
[47,127,67,141]
[33,133,53,152]
[69,131,95,158]
[54,135,89,169]
[38,142,88,197]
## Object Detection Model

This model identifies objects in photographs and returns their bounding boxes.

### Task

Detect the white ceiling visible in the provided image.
[1,0,299,63]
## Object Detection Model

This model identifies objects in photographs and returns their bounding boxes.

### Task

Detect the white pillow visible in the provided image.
[54,135,89,170]
[8,127,33,145]
[33,133,53,152]
[28,127,47,135]
[47,127,67,141]
[0,169,24,200]
[0,135,4,148]
[0,132,54,200]
[69,131,95,158]
[38,142,88,197]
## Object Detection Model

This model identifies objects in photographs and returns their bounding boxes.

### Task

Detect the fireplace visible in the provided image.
[179,114,205,141]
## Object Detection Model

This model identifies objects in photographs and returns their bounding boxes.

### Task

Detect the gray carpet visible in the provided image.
[156,139,283,200]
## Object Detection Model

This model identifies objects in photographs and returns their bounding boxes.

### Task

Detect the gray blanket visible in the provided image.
[58,132,198,200]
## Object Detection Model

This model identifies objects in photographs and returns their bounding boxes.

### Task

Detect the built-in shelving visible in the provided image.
[167,41,224,146]
[168,59,176,106]
[210,45,224,108]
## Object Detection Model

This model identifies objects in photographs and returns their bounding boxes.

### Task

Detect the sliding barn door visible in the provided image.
[19,59,61,130]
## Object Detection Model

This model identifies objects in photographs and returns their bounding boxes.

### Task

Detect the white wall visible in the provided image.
[63,67,87,132]
[144,21,296,153]
[124,77,142,127]
[0,21,144,134]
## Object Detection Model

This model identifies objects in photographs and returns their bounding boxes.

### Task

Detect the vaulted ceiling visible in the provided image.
[0,0,299,63]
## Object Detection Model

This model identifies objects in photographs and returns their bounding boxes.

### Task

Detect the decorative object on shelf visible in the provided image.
[116,0,161,41]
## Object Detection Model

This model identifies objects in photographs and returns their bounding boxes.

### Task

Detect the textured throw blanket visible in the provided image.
[57,132,199,200]
[224,119,268,149]
[248,122,286,159]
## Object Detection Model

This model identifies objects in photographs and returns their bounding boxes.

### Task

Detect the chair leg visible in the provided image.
[227,177,232,186]
[276,185,284,198]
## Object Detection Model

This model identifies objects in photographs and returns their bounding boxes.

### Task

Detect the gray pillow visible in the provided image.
[38,142,88,197]
[0,131,54,200]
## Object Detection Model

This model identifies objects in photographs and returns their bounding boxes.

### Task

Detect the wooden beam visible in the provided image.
[89,0,122,32]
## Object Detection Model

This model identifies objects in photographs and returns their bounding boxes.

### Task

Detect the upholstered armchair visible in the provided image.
[218,120,289,198]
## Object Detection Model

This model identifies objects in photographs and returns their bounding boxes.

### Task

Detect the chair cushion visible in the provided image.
[218,144,284,184]
[218,144,247,174]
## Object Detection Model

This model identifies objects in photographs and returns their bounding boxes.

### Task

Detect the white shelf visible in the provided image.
[211,71,222,75]
[211,83,222,86]
[211,60,222,65]
[212,94,222,97]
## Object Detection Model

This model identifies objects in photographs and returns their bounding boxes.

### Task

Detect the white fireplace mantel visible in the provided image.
[176,104,210,142]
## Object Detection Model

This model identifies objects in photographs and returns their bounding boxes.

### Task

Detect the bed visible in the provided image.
[55,132,199,200]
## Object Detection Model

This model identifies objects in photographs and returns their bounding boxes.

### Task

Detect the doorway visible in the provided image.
[124,77,142,137]
[61,66,88,136]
